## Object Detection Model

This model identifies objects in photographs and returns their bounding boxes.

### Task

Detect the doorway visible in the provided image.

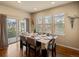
[7,18,29,44]
[7,18,17,44]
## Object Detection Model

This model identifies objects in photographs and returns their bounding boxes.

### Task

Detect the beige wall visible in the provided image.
[0,5,32,32]
[0,5,30,19]
[32,2,79,50]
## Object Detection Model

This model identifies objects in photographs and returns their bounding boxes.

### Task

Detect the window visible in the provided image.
[36,16,43,33]
[36,16,52,33]
[54,13,64,35]
[35,14,64,35]
[18,19,26,34]
[44,16,52,33]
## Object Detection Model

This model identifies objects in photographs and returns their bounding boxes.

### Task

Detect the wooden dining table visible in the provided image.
[20,33,57,56]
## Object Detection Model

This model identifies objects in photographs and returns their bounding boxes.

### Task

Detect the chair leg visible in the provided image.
[54,48,56,57]
[35,47,36,56]
[54,44,56,57]
[52,48,54,57]
[20,40,23,49]
[29,45,30,56]
[52,45,54,56]
[26,45,27,55]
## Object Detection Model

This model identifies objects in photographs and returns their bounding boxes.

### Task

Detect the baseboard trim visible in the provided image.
[57,44,79,51]
[56,44,79,56]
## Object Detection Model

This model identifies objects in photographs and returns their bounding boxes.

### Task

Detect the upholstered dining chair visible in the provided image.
[20,35,27,54]
[27,37,41,56]
[47,38,56,57]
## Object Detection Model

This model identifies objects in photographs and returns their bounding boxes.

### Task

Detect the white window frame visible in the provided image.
[54,13,64,35]
[35,16,43,33]
[43,16,53,33]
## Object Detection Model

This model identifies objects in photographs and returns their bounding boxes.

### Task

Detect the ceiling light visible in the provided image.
[34,8,37,10]
[17,1,21,3]
[51,2,55,4]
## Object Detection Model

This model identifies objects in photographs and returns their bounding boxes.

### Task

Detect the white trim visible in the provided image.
[57,43,79,51]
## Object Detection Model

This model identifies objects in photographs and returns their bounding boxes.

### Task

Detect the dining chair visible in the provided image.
[27,37,41,56]
[20,35,27,55]
[47,38,56,57]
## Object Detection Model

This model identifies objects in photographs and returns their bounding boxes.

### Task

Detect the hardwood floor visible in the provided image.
[0,42,78,57]
[56,45,79,57]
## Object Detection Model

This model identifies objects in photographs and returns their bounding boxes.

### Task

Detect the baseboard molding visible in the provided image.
[56,44,79,56]
[57,44,79,51]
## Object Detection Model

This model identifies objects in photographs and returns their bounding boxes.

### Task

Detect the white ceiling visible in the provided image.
[0,1,73,13]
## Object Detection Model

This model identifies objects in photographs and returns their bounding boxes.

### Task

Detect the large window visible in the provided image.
[36,16,43,33]
[36,16,52,33]
[54,13,64,35]
[36,13,64,34]
[44,16,52,33]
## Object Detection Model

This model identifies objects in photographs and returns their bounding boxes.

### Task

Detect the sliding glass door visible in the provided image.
[7,18,17,44]
[7,18,29,44]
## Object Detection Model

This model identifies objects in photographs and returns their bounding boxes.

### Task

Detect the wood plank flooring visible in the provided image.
[56,45,79,57]
[0,42,78,57]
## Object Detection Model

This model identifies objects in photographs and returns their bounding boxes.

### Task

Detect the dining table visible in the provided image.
[20,32,57,56]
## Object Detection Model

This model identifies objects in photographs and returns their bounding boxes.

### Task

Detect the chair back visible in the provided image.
[20,35,26,41]
[48,38,55,49]
[49,38,55,45]
[27,37,36,46]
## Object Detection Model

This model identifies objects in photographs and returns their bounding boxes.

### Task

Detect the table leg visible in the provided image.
[41,49,48,57]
